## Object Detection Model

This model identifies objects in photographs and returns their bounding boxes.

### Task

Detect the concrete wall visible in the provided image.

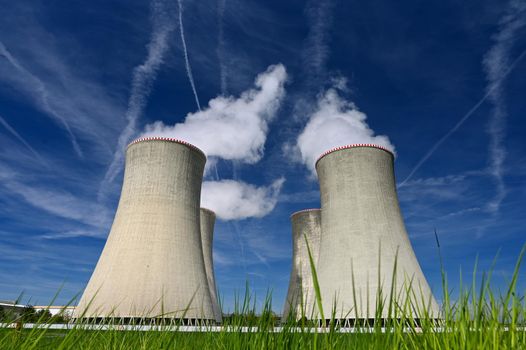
[74,138,214,320]
[200,208,222,323]
[315,145,439,320]
[282,209,321,321]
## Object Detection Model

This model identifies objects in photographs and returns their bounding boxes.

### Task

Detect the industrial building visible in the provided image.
[75,137,215,323]
[200,208,222,323]
[284,144,438,323]
[314,144,439,322]
[282,209,321,321]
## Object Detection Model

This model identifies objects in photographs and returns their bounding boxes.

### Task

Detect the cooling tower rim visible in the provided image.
[200,207,216,216]
[128,137,206,158]
[315,144,394,167]
[290,208,321,218]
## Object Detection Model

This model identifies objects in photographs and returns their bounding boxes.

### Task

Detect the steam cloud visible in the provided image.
[201,178,285,220]
[142,64,287,220]
[296,85,395,175]
[142,64,287,164]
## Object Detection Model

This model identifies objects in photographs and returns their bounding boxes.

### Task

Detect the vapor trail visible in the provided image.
[0,114,46,164]
[99,0,176,200]
[178,0,202,110]
[0,42,83,157]
[399,49,526,188]
[217,0,227,94]
[482,0,526,213]
[303,0,335,85]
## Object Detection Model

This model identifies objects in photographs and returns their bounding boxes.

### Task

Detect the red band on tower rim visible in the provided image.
[128,137,206,158]
[315,144,393,168]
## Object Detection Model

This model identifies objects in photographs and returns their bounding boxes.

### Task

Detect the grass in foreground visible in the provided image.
[1,245,525,349]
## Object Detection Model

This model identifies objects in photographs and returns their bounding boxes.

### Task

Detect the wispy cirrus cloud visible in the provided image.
[0,42,82,157]
[217,0,228,94]
[0,114,45,165]
[482,0,526,213]
[303,0,335,85]
[2,179,111,231]
[0,7,126,159]
[399,2,526,189]
[100,0,177,199]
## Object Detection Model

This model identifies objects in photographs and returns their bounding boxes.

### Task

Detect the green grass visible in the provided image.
[1,244,525,349]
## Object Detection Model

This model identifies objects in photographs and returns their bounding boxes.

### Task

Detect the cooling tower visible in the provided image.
[315,144,439,322]
[200,208,222,323]
[75,137,214,322]
[282,209,321,322]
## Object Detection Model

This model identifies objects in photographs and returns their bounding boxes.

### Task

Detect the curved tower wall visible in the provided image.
[75,137,214,320]
[315,145,438,320]
[282,209,321,321]
[200,208,222,323]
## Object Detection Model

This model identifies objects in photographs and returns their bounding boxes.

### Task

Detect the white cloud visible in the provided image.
[201,178,285,220]
[295,86,395,175]
[142,64,287,164]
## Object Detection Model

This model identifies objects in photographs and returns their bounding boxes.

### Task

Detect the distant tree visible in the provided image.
[35,309,52,322]
[21,306,37,322]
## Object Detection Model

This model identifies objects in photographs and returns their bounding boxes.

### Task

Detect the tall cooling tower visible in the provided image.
[282,209,321,322]
[315,144,438,322]
[75,137,214,322]
[200,208,222,323]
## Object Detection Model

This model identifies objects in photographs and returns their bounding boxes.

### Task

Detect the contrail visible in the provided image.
[217,0,227,94]
[0,114,46,165]
[482,0,526,213]
[178,0,202,110]
[399,48,526,187]
[0,42,83,157]
[303,0,335,85]
[99,0,176,200]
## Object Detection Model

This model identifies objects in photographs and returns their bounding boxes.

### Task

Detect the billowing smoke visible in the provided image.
[296,85,395,175]
[201,178,285,220]
[142,64,287,164]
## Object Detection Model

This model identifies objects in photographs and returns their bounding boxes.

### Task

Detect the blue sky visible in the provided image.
[0,0,525,313]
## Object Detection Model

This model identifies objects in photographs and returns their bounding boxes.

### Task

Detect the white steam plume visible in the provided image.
[100,0,176,198]
[178,0,201,110]
[295,85,395,175]
[201,178,285,220]
[0,41,82,157]
[482,0,526,213]
[142,64,287,164]
[0,114,45,165]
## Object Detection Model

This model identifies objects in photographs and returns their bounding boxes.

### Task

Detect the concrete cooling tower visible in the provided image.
[200,208,222,323]
[74,137,215,323]
[282,209,321,322]
[315,144,439,322]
